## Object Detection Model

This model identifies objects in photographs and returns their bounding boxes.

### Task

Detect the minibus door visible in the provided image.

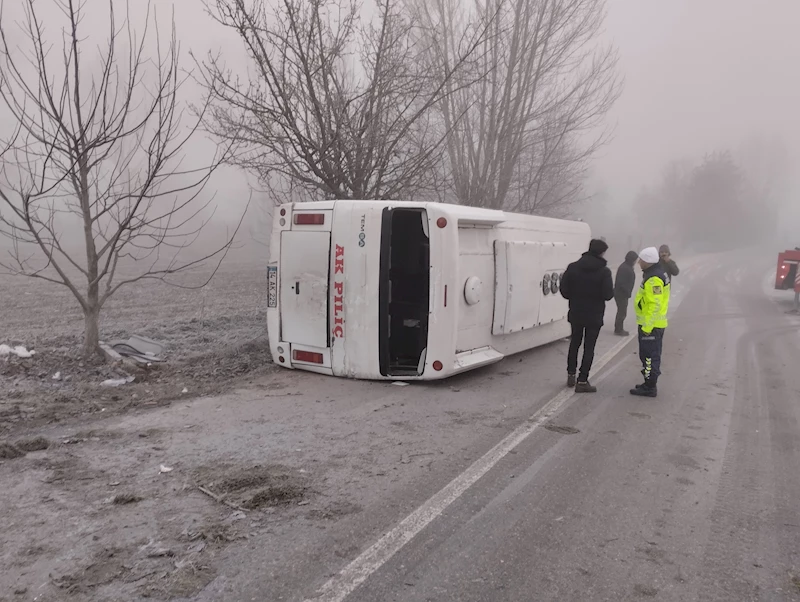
[280,231,331,348]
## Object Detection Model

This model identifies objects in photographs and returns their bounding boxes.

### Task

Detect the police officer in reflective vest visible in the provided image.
[630,247,670,397]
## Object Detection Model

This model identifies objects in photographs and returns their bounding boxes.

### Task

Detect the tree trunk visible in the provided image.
[83,305,101,359]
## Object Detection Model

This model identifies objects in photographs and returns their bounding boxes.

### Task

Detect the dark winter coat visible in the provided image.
[614,251,639,299]
[660,258,679,278]
[559,252,614,327]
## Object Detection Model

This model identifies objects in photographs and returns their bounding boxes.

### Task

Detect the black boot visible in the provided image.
[575,380,597,393]
[567,374,576,388]
[630,378,657,397]
[614,329,629,336]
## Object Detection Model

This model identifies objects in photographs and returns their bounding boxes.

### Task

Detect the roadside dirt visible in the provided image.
[1,259,277,433]
[0,257,296,600]
[0,335,276,431]
[0,414,315,601]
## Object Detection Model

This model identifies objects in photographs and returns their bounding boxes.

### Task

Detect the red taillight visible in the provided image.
[293,350,324,364]
[437,217,447,228]
[280,208,286,216]
[432,360,443,371]
[294,213,325,225]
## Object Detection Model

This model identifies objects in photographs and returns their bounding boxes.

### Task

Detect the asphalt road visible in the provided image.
[307,255,800,602]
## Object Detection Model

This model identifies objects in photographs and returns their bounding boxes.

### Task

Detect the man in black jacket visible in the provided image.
[559,239,614,392]
[614,251,639,336]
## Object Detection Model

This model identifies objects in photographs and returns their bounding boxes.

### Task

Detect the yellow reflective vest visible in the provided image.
[635,265,670,333]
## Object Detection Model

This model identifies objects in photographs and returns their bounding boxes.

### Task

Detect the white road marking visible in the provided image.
[307,333,636,602]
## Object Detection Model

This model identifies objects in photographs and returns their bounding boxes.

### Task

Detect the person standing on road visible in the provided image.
[559,238,614,393]
[613,251,639,336]
[630,247,671,398]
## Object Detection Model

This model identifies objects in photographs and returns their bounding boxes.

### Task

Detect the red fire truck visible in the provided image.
[775,248,800,312]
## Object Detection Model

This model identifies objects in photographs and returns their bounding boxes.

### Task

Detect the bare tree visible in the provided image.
[416,0,621,213]
[0,0,242,358]
[197,0,489,203]
[507,125,591,216]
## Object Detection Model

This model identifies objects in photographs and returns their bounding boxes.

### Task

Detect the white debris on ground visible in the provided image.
[101,376,136,387]
[107,335,166,365]
[0,344,36,358]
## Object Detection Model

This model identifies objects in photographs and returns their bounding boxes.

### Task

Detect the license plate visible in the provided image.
[267,266,278,308]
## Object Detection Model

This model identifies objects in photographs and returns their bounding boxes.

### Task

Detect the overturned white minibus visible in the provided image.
[267,201,590,380]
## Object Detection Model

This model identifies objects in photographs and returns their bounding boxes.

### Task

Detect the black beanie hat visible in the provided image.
[588,238,609,256]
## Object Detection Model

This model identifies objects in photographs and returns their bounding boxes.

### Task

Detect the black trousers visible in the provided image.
[614,294,629,332]
[638,326,665,385]
[567,323,601,381]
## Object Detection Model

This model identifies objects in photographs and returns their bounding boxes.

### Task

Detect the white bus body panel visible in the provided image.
[267,200,590,380]
[330,201,385,378]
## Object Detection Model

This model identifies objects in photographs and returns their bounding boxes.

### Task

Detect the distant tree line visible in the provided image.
[633,138,789,252]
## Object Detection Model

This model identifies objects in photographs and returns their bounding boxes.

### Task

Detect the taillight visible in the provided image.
[293,350,324,364]
[432,360,443,371]
[294,213,325,225]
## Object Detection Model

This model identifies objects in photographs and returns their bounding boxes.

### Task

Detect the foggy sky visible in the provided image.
[597,0,800,204]
[3,0,799,219]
